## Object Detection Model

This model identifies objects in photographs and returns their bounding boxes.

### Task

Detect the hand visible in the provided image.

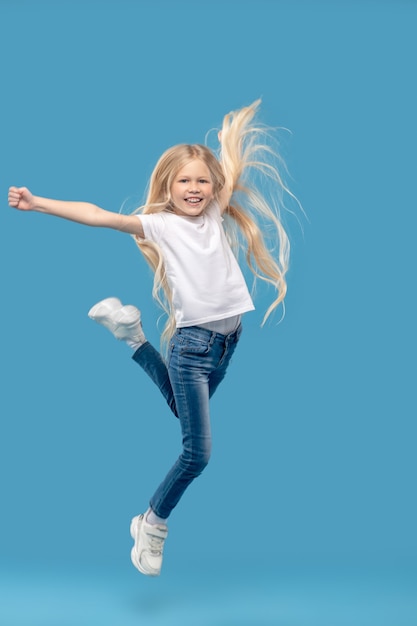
[8,186,35,211]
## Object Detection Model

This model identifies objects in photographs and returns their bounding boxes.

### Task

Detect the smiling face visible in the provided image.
[170,159,214,217]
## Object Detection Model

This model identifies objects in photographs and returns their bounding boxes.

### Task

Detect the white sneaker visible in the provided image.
[130,514,168,577]
[88,298,145,344]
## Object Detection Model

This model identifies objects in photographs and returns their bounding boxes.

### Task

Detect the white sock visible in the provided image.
[146,508,168,526]
[126,338,146,351]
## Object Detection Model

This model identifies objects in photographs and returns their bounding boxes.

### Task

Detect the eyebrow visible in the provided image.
[176,173,211,179]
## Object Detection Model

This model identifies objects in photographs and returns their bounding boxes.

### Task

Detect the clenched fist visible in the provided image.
[8,186,35,211]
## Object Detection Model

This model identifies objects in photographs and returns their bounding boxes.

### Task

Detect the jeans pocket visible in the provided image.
[178,332,210,355]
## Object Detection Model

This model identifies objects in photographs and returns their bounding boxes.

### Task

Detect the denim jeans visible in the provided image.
[132,324,242,519]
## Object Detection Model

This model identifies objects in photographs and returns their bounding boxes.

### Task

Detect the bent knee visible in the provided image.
[181,447,211,477]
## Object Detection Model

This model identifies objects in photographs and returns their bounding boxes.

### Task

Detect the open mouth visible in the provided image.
[185,198,203,205]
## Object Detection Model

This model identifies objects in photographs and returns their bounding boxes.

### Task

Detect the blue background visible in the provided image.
[1,1,416,624]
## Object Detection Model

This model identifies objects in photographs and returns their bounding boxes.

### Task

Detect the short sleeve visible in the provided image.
[138,213,166,243]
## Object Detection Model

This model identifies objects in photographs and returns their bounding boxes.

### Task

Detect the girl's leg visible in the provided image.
[149,324,242,519]
[132,342,178,418]
[88,298,179,418]
[132,330,214,577]
[149,329,212,519]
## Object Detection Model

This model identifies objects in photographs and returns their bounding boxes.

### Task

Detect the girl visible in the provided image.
[8,100,293,577]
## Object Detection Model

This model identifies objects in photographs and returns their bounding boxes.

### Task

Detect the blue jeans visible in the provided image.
[132,324,242,519]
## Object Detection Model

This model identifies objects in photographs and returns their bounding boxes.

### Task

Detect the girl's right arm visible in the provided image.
[8,186,144,238]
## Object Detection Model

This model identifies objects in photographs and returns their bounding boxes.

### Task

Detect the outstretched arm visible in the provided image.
[8,186,144,238]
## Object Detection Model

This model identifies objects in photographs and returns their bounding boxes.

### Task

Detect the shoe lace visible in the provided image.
[146,530,165,555]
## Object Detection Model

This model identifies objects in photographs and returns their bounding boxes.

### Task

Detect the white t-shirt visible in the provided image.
[139,202,255,328]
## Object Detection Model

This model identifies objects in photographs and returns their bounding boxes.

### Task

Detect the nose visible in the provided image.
[188,181,200,193]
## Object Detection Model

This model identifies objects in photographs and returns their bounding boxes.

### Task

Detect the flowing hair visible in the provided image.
[133,99,296,351]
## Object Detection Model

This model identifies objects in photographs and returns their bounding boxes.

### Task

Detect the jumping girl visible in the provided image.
[8,100,294,577]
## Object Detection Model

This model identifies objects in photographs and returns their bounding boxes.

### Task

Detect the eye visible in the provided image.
[199,179,209,184]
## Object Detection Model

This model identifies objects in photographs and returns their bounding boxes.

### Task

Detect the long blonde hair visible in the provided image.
[134,100,294,349]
